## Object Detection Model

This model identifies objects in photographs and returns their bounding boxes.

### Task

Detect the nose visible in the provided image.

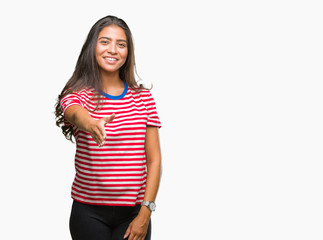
[107,42,117,54]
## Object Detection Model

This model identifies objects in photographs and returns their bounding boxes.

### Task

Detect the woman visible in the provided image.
[55,15,162,240]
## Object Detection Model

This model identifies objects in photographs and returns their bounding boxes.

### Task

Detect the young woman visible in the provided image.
[55,15,162,240]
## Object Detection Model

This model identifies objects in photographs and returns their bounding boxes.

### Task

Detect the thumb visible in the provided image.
[102,113,115,125]
[124,225,131,239]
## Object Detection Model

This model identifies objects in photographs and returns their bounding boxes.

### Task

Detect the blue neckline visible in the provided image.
[100,82,128,100]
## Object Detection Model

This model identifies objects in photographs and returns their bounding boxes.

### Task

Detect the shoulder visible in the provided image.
[127,88,156,105]
[75,87,96,96]
[128,87,153,98]
[62,87,96,99]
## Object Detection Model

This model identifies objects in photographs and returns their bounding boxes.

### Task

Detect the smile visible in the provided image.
[104,57,118,61]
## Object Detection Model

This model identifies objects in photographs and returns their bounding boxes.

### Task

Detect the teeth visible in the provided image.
[104,57,117,61]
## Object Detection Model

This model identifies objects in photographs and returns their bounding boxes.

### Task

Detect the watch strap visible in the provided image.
[141,201,156,211]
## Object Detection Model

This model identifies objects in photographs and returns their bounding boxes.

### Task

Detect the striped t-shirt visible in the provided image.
[60,83,161,206]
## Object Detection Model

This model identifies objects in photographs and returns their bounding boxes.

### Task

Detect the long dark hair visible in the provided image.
[55,15,143,142]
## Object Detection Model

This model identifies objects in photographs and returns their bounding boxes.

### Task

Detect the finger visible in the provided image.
[94,121,107,145]
[102,113,115,125]
[129,231,140,240]
[124,225,131,239]
[128,233,135,240]
[91,128,105,147]
[93,134,103,147]
[98,125,106,141]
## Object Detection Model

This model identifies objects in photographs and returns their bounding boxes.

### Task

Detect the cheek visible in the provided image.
[95,46,106,64]
[96,45,104,57]
[121,49,128,62]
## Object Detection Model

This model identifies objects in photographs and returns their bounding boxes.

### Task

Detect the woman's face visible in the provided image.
[96,25,128,75]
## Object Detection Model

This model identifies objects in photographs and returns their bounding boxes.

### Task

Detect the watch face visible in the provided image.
[149,202,156,211]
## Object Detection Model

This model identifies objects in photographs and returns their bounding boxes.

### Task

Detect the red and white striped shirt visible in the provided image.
[60,83,161,206]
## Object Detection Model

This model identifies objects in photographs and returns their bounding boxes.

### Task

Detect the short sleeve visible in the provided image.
[144,91,162,128]
[60,92,85,126]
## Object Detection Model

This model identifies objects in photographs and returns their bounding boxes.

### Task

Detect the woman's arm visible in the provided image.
[124,126,162,240]
[142,126,162,203]
[64,105,115,147]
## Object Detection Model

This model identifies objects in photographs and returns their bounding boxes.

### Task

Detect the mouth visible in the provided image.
[103,57,118,62]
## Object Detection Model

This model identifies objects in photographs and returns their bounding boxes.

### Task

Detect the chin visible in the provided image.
[99,65,119,73]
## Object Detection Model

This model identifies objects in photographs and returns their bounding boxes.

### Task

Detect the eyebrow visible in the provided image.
[98,37,127,42]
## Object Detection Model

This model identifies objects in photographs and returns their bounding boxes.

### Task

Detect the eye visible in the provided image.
[118,43,127,48]
[100,40,109,45]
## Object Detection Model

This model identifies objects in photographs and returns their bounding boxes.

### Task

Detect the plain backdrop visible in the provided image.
[0,0,322,239]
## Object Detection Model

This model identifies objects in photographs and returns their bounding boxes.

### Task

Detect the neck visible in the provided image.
[100,70,124,90]
[99,70,125,94]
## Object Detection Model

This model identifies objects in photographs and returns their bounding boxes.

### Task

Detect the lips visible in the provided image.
[103,56,118,65]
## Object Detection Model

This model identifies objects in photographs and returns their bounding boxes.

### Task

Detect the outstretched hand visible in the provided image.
[88,113,115,147]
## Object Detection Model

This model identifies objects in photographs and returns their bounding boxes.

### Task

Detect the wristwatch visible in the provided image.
[141,201,156,212]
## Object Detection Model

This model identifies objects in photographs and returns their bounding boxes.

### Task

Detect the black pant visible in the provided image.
[70,200,151,240]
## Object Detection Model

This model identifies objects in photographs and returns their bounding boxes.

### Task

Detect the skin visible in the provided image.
[64,25,161,240]
[95,24,128,94]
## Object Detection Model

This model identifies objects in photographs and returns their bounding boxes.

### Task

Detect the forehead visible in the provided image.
[98,25,127,40]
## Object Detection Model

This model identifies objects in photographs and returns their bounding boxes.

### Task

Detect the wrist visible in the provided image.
[84,118,96,133]
[72,108,93,133]
[138,206,152,219]
[141,201,156,212]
